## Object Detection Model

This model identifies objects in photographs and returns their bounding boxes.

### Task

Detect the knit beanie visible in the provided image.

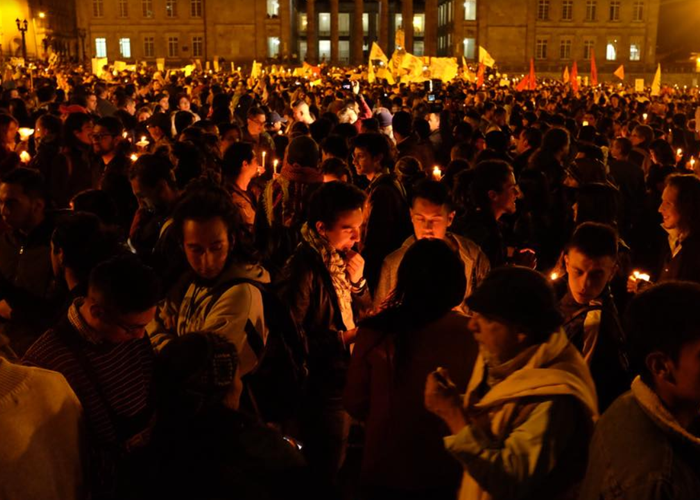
[466,266,563,340]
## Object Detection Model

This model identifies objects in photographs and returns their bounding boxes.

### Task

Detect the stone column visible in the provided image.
[424,0,438,55]
[352,0,364,65]
[306,0,318,63]
[402,0,413,53]
[453,0,464,57]
[280,0,292,60]
[330,0,339,65]
[379,0,389,53]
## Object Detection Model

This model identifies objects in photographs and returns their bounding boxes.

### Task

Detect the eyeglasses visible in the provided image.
[102,312,149,335]
[249,118,266,126]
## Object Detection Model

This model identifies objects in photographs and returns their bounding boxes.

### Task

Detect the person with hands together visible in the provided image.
[277,181,373,497]
[424,266,599,500]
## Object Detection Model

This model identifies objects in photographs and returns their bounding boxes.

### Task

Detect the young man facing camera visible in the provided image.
[375,180,490,312]
[555,222,630,411]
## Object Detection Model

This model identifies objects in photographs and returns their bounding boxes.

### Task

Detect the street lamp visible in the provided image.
[16,19,29,61]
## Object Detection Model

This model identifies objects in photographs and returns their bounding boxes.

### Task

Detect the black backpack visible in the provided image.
[205,278,308,423]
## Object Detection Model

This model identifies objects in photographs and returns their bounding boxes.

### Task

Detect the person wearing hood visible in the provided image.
[579,281,700,500]
[425,266,598,500]
[148,181,269,376]
[277,181,373,497]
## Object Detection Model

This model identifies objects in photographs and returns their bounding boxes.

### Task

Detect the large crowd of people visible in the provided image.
[1,59,700,500]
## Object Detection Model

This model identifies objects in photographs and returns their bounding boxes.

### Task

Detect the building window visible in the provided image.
[363,13,369,35]
[119,38,131,58]
[299,40,307,62]
[142,0,154,17]
[464,0,476,21]
[395,14,403,32]
[119,0,128,17]
[537,0,550,20]
[319,12,331,36]
[167,36,179,58]
[562,0,573,20]
[633,1,644,21]
[143,36,155,57]
[413,14,425,35]
[560,39,572,59]
[339,41,350,63]
[448,1,453,22]
[319,40,330,61]
[414,41,424,56]
[584,40,594,59]
[191,0,202,17]
[192,36,203,57]
[630,42,641,61]
[93,0,104,17]
[268,37,281,58]
[609,0,620,21]
[166,0,177,17]
[339,13,350,36]
[267,0,279,17]
[463,37,476,59]
[606,40,617,60]
[95,37,107,57]
[536,38,548,59]
[585,0,596,21]
[299,14,307,34]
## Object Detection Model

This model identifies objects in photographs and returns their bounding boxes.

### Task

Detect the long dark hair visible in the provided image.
[361,239,466,378]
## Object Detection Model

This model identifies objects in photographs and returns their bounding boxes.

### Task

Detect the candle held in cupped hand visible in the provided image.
[631,270,651,282]
[18,128,34,141]
[432,165,442,181]
[130,153,139,162]
[19,151,31,163]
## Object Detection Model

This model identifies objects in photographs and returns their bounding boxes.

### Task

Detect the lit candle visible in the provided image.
[642,113,648,121]
[18,128,34,141]
[273,159,279,175]
[632,270,651,282]
[136,136,149,149]
[261,151,267,170]
[582,120,589,127]
[677,148,683,157]
[130,153,138,162]
[550,272,559,281]
[19,151,31,163]
[690,157,696,169]
[122,131,128,139]
[432,165,442,181]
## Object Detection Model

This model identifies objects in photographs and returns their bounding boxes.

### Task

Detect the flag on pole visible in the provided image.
[476,62,485,87]
[571,61,579,92]
[613,64,625,80]
[478,47,495,68]
[651,64,661,96]
[516,74,530,91]
[563,66,570,84]
[462,56,475,82]
[590,52,598,86]
[528,58,536,90]
[368,42,389,83]
[251,60,262,79]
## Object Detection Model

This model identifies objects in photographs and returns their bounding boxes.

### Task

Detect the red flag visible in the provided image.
[476,62,485,88]
[613,65,625,80]
[516,74,529,91]
[571,61,579,93]
[590,52,598,86]
[528,58,536,90]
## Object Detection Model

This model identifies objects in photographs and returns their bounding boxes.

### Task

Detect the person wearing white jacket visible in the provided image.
[425,266,598,500]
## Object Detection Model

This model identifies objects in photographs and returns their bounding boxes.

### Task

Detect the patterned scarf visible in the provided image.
[300,223,355,330]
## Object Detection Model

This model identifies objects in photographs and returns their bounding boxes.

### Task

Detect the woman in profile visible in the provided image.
[344,239,479,500]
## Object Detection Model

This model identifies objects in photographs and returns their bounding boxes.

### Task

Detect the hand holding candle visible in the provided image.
[18,128,34,142]
[19,151,31,164]
[273,159,279,176]
[136,136,149,150]
[432,165,443,181]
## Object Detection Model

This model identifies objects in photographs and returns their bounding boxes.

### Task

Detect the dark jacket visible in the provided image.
[396,132,436,171]
[556,282,630,412]
[151,407,308,500]
[658,232,700,285]
[0,217,61,355]
[95,153,138,233]
[362,173,413,293]
[277,242,372,398]
[579,380,700,500]
[51,143,93,208]
[454,209,507,269]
